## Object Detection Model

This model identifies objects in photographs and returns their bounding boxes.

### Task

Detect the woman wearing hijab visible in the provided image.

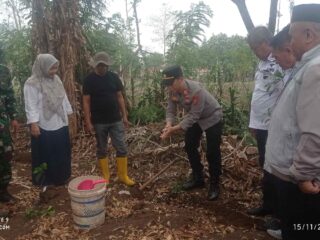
[24,54,73,186]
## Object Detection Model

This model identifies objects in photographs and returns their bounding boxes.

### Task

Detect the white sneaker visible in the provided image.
[267,229,282,239]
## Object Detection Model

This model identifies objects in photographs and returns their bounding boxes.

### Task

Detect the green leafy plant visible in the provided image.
[129,71,165,125]
[25,205,55,219]
[129,104,165,125]
[33,162,48,185]
[170,181,184,194]
[221,87,249,137]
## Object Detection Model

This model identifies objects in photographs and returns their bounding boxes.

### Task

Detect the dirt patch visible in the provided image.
[0,125,273,240]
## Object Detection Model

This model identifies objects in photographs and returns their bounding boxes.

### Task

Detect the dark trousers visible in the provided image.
[273,175,320,240]
[93,121,127,158]
[262,171,279,215]
[0,152,12,190]
[255,129,268,168]
[184,121,222,180]
[0,125,12,190]
[254,129,276,213]
[31,126,71,186]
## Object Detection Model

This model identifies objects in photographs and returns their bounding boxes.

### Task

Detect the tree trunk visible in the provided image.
[232,0,281,35]
[132,0,143,56]
[52,0,89,138]
[268,0,278,35]
[31,0,89,138]
[130,66,135,107]
[231,0,255,33]
[31,0,50,55]
[289,0,295,16]
[7,0,22,30]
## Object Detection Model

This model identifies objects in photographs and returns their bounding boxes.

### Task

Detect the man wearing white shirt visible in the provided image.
[246,26,285,217]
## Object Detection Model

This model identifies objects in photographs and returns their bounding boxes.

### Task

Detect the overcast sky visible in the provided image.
[109,0,320,52]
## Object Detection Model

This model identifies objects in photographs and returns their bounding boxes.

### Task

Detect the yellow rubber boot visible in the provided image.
[116,157,135,186]
[98,157,110,182]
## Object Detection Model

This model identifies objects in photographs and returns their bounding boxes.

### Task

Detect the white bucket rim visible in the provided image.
[68,175,106,198]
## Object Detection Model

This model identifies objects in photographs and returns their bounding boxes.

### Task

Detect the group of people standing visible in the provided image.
[0,3,319,240]
[160,4,320,240]
[0,52,135,216]
[25,53,135,188]
[246,4,320,240]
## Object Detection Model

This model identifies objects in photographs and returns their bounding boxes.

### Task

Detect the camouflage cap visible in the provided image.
[89,51,113,68]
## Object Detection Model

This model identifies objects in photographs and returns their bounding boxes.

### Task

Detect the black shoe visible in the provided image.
[264,217,281,230]
[208,181,220,201]
[182,172,205,190]
[208,177,220,201]
[0,190,15,203]
[0,209,10,217]
[182,179,205,190]
[247,206,272,216]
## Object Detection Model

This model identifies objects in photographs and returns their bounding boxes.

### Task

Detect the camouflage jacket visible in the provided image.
[0,64,17,148]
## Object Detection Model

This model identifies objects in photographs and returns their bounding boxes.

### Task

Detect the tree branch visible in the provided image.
[268,0,278,35]
[231,0,255,33]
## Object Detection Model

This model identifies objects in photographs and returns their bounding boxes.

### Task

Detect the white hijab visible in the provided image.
[25,54,67,123]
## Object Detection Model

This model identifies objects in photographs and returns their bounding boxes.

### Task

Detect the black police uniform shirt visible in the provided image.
[83,71,123,124]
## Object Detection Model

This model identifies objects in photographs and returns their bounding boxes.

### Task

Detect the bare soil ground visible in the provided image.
[0,123,273,240]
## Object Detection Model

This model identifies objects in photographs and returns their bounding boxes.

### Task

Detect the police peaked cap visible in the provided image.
[162,65,183,80]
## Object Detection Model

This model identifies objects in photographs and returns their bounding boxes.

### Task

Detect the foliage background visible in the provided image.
[0,0,257,138]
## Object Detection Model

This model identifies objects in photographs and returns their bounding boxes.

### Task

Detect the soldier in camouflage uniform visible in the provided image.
[0,62,19,205]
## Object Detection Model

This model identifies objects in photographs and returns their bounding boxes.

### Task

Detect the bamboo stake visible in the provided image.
[222,136,245,160]
[139,159,179,191]
[138,139,189,190]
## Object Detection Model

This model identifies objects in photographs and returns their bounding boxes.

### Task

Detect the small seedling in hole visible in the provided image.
[32,163,49,204]
[25,205,55,219]
[171,181,184,194]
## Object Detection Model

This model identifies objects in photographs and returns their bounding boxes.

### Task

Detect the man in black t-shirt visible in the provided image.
[83,51,135,186]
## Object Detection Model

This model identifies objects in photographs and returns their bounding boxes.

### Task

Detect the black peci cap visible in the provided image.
[162,65,183,86]
[270,25,291,49]
[291,4,320,23]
